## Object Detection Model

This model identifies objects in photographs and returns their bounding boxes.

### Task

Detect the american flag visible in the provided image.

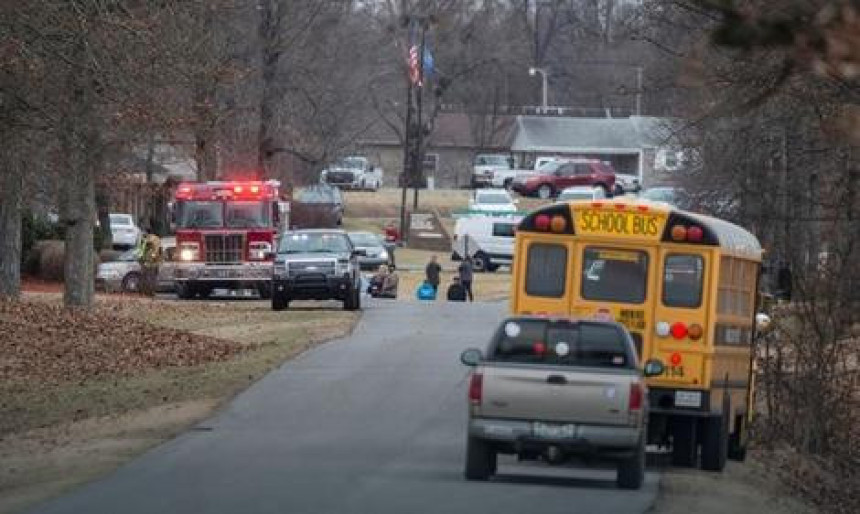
[408,45,422,87]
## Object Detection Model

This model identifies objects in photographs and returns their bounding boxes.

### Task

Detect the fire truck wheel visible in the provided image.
[272,293,289,311]
[258,283,272,300]
[176,283,194,300]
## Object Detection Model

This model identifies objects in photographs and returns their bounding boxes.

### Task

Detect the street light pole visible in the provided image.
[529,67,548,112]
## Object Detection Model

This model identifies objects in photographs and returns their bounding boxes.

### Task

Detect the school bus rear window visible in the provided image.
[581,247,648,303]
[663,254,705,308]
[526,243,567,298]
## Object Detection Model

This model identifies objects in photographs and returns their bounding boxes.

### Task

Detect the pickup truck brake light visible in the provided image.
[629,383,643,411]
[469,373,483,406]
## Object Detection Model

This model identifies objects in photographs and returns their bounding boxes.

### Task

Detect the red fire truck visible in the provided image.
[171,180,287,299]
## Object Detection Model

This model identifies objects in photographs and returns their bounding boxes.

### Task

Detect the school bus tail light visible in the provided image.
[670,322,688,339]
[535,214,551,231]
[688,323,704,340]
[687,225,704,242]
[550,215,566,233]
[670,225,687,241]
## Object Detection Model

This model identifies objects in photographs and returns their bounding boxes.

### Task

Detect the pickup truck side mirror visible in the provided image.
[352,249,367,257]
[460,348,483,366]
[643,359,665,377]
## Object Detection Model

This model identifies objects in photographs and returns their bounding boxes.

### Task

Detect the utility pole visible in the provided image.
[635,66,643,116]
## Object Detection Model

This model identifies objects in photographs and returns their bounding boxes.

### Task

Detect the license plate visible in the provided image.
[532,422,576,439]
[675,390,702,408]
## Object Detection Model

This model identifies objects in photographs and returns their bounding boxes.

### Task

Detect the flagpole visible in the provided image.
[412,20,426,211]
[399,22,416,245]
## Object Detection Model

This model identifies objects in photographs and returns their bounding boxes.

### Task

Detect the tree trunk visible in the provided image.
[61,49,98,308]
[0,145,23,300]
[258,0,281,181]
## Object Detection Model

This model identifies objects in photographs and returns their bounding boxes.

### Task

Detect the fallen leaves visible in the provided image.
[0,299,248,386]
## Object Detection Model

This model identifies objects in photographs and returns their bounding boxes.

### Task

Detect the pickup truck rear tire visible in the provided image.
[616,436,646,489]
[464,436,496,481]
[671,417,698,467]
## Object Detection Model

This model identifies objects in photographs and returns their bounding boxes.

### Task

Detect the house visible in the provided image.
[510,116,685,186]
[359,113,684,189]
[358,112,517,189]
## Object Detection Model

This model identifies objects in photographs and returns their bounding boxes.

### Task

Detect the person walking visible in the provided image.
[425,255,442,294]
[458,256,474,302]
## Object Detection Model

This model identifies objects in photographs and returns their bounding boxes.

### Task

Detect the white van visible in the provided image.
[451,214,523,272]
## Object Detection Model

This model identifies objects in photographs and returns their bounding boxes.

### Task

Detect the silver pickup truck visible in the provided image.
[460,316,664,489]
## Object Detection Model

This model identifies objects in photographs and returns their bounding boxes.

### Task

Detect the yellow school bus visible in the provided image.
[511,197,763,471]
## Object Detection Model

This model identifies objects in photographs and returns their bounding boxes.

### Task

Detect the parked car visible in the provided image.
[468,189,518,213]
[640,186,685,207]
[290,184,344,228]
[109,213,141,250]
[271,229,364,311]
[510,159,616,199]
[96,237,176,293]
[320,156,383,191]
[348,231,395,271]
[614,173,642,195]
[557,185,607,202]
[472,153,513,188]
[489,159,558,189]
[460,316,664,488]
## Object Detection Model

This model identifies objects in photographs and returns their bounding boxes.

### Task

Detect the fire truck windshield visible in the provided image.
[177,201,269,229]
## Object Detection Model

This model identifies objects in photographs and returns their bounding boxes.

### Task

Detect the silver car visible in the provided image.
[96,237,176,293]
[347,231,395,271]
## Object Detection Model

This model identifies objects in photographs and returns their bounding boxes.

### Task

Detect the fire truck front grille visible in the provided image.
[205,234,244,264]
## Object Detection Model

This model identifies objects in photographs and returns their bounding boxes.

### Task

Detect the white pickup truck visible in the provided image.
[320,156,383,191]
[460,316,665,488]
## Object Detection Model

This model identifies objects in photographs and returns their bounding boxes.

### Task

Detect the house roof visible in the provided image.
[360,112,517,150]
[510,116,675,154]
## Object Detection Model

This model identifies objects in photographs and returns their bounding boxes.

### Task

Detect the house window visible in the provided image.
[423,153,439,175]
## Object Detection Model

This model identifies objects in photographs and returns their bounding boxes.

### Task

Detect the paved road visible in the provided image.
[29,301,659,514]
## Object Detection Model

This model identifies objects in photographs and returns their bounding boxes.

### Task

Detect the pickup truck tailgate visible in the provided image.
[479,365,636,426]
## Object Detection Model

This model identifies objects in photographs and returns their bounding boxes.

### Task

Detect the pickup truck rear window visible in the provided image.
[489,320,633,369]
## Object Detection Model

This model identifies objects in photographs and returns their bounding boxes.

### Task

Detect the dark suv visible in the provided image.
[271,229,364,311]
[511,160,616,199]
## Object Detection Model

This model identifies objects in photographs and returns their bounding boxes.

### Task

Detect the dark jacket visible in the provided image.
[458,260,473,282]
[425,261,442,286]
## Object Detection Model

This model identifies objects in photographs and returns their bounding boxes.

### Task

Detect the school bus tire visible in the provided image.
[728,414,747,461]
[700,411,729,472]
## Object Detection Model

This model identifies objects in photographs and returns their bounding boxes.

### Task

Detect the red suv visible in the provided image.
[511,160,616,199]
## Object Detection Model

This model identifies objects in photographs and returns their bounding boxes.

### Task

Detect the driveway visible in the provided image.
[28,300,659,514]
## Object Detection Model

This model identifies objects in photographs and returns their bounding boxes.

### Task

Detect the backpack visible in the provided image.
[416,282,436,301]
[447,282,466,302]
